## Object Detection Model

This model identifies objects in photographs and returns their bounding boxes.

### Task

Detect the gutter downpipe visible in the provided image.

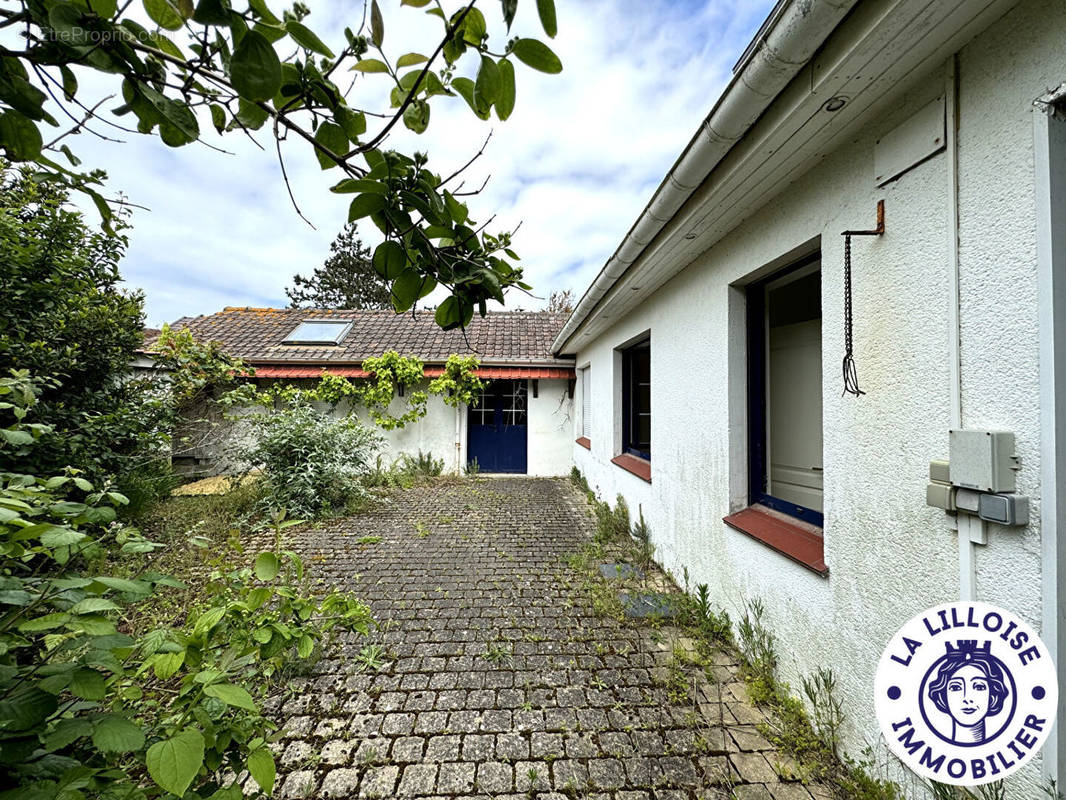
[945,55,985,602]
[551,0,857,354]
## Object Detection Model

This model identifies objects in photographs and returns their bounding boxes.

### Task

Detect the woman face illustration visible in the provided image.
[945,664,991,726]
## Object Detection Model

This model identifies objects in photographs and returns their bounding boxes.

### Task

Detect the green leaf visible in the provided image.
[146,728,205,797]
[69,598,120,615]
[93,577,149,595]
[313,121,348,169]
[246,747,276,794]
[254,552,280,581]
[373,241,406,280]
[44,718,92,751]
[0,689,57,731]
[501,0,517,30]
[536,0,557,37]
[286,21,334,57]
[330,178,383,194]
[496,59,516,121]
[40,528,86,548]
[144,0,184,30]
[0,111,42,162]
[475,55,501,106]
[296,634,314,659]
[370,0,384,47]
[70,668,107,700]
[349,193,387,221]
[402,100,430,134]
[334,106,366,140]
[203,683,257,711]
[192,0,231,25]
[230,30,282,103]
[18,613,69,633]
[511,38,562,74]
[351,59,389,74]
[396,53,428,68]
[390,268,423,313]
[401,0,432,5]
[451,77,488,120]
[92,716,145,753]
[435,296,461,329]
[235,98,269,130]
[152,650,185,680]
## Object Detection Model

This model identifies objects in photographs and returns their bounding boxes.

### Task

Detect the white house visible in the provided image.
[554,0,1066,791]
[153,307,575,476]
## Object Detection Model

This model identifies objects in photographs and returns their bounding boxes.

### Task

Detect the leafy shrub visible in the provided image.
[399,450,445,477]
[593,494,630,544]
[0,472,373,798]
[631,505,654,567]
[234,404,381,518]
[114,458,183,520]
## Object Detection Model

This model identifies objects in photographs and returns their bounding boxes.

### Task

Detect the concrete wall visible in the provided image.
[570,1,1063,791]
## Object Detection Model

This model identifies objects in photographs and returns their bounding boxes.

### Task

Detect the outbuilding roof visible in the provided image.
[151,307,573,367]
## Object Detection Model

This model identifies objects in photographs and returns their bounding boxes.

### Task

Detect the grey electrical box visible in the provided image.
[948,430,1018,493]
[977,493,1029,526]
[929,460,950,483]
[926,482,956,511]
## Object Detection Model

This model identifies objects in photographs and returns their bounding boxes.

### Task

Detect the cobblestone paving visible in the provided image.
[264,477,828,800]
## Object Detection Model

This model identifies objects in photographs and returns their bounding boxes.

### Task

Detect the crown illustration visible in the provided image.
[945,640,991,661]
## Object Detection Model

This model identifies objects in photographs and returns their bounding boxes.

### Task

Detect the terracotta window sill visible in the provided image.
[611,453,651,483]
[576,437,591,450]
[723,505,827,576]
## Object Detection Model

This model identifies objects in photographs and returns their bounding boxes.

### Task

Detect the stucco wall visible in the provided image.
[570,1,1062,791]
[196,377,573,477]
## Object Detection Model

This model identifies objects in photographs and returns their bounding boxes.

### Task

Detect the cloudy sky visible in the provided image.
[63,0,776,325]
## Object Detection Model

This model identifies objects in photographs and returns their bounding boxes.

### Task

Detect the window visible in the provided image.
[283,319,352,345]
[747,256,823,525]
[580,367,591,439]
[621,339,651,460]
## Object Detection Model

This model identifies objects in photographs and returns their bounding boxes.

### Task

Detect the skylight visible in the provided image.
[283,319,352,345]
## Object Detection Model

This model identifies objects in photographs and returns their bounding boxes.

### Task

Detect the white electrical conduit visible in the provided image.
[946,55,985,601]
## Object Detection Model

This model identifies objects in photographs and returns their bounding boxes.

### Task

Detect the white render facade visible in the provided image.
[557,0,1066,792]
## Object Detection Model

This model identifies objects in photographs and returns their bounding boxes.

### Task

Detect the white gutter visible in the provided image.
[552,0,856,354]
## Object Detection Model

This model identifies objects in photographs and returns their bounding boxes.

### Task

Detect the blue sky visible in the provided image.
[65,0,777,324]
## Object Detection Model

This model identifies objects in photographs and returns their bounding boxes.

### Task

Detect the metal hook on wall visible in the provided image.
[839,200,885,397]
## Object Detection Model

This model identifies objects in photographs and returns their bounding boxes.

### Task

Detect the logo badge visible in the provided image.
[875,601,1057,785]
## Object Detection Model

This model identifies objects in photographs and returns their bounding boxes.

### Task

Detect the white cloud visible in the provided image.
[54,0,776,324]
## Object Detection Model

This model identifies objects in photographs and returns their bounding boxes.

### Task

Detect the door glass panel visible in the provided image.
[468,387,493,426]
[504,381,527,426]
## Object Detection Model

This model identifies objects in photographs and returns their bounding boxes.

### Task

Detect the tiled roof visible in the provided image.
[149,307,573,366]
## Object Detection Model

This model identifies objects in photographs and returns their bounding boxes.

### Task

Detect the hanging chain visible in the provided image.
[842,233,865,397]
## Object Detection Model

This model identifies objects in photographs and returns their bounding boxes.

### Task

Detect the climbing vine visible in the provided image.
[357,352,428,430]
[221,352,485,430]
[429,355,486,408]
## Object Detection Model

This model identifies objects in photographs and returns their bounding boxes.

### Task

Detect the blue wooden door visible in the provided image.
[467,380,528,473]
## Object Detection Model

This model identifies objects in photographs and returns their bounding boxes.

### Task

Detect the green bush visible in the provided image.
[234,404,381,518]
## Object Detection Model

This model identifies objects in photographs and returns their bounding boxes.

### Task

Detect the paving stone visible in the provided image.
[730,752,779,784]
[477,761,514,793]
[319,739,355,766]
[436,761,476,793]
[261,479,831,799]
[278,770,318,799]
[588,758,626,790]
[358,765,398,799]
[319,768,361,798]
[397,763,437,797]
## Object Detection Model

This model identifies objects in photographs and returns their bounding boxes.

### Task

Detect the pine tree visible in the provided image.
[286,223,392,310]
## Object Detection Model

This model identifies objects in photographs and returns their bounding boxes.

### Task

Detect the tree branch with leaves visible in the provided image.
[0,0,562,327]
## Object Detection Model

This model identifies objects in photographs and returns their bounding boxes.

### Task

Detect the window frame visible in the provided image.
[621,338,651,461]
[580,367,591,439]
[747,253,824,527]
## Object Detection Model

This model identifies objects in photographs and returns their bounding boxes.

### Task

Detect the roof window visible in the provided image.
[283,319,352,345]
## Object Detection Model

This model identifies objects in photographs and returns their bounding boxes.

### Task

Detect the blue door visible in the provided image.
[467,379,528,473]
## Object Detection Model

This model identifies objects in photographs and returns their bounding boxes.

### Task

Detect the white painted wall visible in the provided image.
[204,377,573,477]
[570,1,1064,791]
[528,378,574,476]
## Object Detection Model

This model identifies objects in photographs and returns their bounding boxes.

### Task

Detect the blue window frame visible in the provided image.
[622,338,651,460]
[747,254,824,527]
